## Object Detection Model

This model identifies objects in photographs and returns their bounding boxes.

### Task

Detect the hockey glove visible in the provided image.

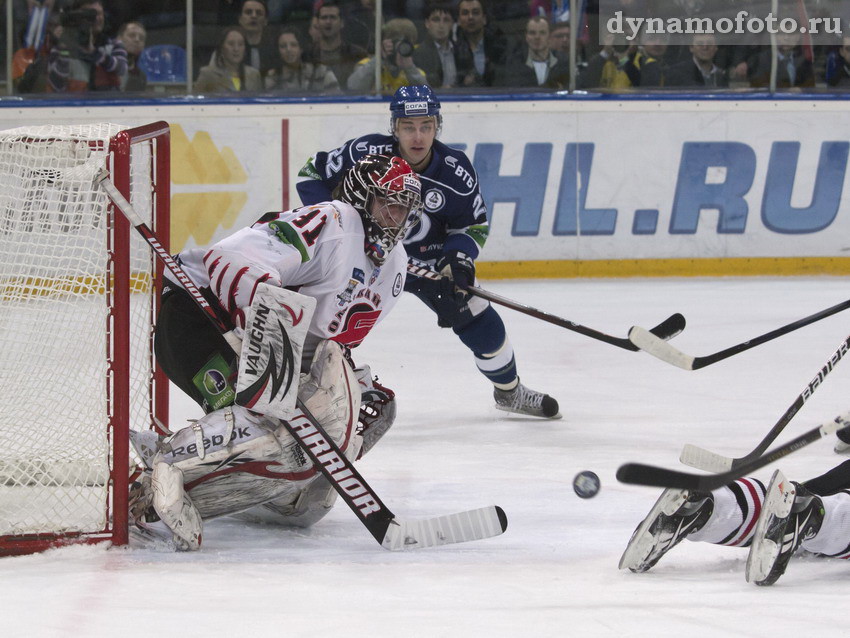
[436,250,475,302]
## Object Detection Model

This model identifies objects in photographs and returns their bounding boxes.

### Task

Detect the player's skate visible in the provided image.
[494,378,560,419]
[746,470,824,586]
[619,488,714,572]
[834,429,850,455]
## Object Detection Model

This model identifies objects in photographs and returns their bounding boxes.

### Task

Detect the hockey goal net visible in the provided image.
[0,122,170,556]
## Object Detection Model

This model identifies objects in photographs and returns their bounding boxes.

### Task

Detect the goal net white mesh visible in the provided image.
[0,123,161,540]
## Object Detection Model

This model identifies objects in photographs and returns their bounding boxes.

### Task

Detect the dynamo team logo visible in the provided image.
[424,189,445,212]
[203,369,228,396]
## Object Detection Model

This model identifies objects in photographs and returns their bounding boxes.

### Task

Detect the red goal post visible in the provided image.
[0,122,170,556]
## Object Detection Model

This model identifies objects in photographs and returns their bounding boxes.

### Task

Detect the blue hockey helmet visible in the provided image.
[389,85,442,135]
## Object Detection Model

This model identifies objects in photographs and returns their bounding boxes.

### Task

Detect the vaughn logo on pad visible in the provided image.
[235,284,316,420]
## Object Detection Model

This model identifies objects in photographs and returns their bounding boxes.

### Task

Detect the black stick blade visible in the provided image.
[650,312,686,340]
[616,463,703,490]
[496,505,508,532]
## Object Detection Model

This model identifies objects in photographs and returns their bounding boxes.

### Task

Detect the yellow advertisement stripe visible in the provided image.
[477,257,850,279]
[1,273,152,299]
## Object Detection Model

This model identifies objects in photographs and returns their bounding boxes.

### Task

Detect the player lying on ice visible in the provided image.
[620,460,850,585]
[129,154,423,550]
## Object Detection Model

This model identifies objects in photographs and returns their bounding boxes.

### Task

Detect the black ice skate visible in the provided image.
[493,379,560,418]
[746,470,824,586]
[619,488,714,572]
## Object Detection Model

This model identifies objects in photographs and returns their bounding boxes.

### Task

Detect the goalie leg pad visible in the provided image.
[160,406,283,472]
[258,476,339,528]
[156,406,315,520]
[151,461,203,551]
[298,340,362,460]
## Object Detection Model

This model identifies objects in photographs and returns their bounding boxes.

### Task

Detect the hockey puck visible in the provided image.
[573,471,601,499]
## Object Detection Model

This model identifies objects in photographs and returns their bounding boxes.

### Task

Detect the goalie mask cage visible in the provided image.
[0,122,170,556]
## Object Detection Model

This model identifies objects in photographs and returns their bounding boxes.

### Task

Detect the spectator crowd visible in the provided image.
[7,0,850,95]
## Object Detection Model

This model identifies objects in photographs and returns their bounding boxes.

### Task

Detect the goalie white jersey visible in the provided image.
[173,200,407,361]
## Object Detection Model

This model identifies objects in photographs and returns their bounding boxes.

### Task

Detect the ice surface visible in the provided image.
[2,277,850,638]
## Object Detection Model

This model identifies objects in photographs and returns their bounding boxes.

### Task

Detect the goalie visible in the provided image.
[135,154,422,550]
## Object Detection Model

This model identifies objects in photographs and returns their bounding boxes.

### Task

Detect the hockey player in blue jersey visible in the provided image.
[296,84,559,418]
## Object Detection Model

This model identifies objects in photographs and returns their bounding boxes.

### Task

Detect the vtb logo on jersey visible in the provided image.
[356,141,393,154]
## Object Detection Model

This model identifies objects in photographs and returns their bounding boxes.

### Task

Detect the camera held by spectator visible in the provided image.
[346,18,426,94]
[392,38,414,59]
[59,7,99,50]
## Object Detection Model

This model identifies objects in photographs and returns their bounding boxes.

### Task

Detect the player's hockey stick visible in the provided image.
[406,263,685,350]
[628,297,850,371]
[616,411,850,491]
[678,331,850,472]
[95,168,507,551]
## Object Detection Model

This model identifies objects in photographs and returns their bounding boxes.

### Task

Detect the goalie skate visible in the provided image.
[130,430,162,470]
[746,470,824,586]
[151,462,203,551]
[619,488,713,572]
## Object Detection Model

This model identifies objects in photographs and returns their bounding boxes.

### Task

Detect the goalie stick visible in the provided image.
[677,330,850,472]
[405,263,685,351]
[96,167,507,551]
[616,411,850,491]
[628,296,850,371]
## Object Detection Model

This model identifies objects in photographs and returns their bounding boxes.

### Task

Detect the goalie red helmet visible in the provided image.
[338,154,422,265]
